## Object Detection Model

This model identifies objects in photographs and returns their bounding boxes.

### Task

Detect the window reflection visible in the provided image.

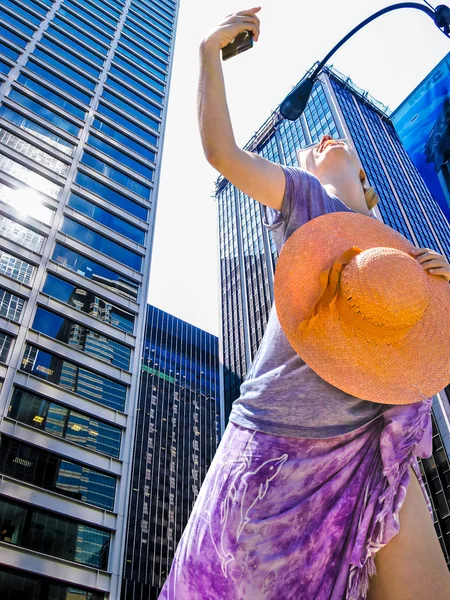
[52,243,139,301]
[75,170,148,220]
[80,151,151,198]
[21,344,127,411]
[32,306,131,370]
[0,215,45,253]
[0,154,61,198]
[7,89,81,137]
[0,287,25,322]
[8,387,122,457]
[0,106,74,155]
[0,436,116,510]
[0,565,105,600]
[43,272,135,334]
[0,496,110,568]
[0,250,34,285]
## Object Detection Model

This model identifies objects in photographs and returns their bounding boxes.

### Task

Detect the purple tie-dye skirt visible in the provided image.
[158,397,433,600]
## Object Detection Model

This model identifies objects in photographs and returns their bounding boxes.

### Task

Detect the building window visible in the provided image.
[104,76,162,116]
[6,89,81,137]
[80,151,151,199]
[0,40,20,62]
[0,333,13,363]
[25,61,92,105]
[61,217,142,271]
[0,128,69,176]
[0,436,116,510]
[21,344,127,411]
[3,0,42,25]
[0,564,105,600]
[109,60,164,96]
[16,74,87,120]
[1,11,36,37]
[0,288,24,322]
[43,272,135,334]
[8,387,122,458]
[32,306,132,371]
[0,106,74,155]
[52,243,139,301]
[41,35,102,75]
[68,193,146,245]
[0,250,34,285]
[0,26,29,49]
[115,44,167,81]
[0,182,54,225]
[0,496,110,569]
[0,154,61,199]
[57,8,112,45]
[87,134,154,180]
[51,16,108,55]
[0,215,45,253]
[75,171,148,220]
[100,90,160,132]
[118,37,168,71]
[46,25,105,66]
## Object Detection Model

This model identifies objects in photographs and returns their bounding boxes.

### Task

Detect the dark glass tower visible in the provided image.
[0,0,178,597]
[121,304,220,599]
[216,65,450,566]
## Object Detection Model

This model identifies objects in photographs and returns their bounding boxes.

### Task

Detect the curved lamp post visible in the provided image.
[280,2,450,121]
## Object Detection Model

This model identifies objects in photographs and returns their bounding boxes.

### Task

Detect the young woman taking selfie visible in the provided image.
[158,7,450,600]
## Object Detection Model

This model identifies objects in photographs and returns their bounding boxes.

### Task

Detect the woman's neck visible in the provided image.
[320,173,372,216]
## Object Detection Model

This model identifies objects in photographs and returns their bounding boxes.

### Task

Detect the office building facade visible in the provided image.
[216,66,450,565]
[121,304,220,599]
[0,0,178,597]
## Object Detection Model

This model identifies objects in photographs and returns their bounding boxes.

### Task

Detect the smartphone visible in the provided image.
[222,30,254,61]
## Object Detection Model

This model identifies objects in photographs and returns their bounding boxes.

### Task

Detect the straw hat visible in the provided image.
[274,212,450,405]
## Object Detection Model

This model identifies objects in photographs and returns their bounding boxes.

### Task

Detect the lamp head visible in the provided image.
[280,77,315,121]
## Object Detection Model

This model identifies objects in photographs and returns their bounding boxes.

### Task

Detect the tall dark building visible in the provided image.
[121,304,220,599]
[216,66,450,566]
[0,0,179,597]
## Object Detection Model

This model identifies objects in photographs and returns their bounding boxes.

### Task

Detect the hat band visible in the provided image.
[298,246,412,340]
[298,246,363,336]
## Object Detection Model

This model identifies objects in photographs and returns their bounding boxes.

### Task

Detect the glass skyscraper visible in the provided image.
[0,0,178,597]
[216,66,450,566]
[121,304,220,600]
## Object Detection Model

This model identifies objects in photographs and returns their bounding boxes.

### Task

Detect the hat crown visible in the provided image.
[340,248,430,330]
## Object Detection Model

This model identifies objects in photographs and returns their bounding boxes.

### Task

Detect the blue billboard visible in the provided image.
[391,52,450,223]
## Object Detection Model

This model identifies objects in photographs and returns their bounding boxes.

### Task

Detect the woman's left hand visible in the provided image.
[409,247,450,282]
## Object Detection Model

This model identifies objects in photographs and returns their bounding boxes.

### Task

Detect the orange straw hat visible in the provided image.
[274,212,450,405]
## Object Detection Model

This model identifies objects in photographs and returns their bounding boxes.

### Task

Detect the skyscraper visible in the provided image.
[121,304,220,600]
[216,65,450,566]
[0,0,178,597]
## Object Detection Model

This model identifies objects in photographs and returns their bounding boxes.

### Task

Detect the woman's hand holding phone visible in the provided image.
[201,7,261,54]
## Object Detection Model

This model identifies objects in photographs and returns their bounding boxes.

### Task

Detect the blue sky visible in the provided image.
[147,0,450,336]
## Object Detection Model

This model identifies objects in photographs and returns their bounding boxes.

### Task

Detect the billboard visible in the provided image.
[391,52,450,223]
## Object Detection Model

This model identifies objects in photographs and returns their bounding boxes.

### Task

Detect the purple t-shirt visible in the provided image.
[229,165,394,439]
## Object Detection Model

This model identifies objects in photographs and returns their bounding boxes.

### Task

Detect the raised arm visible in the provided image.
[198,7,286,211]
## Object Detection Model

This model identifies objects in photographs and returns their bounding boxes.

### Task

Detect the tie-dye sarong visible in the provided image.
[158,397,433,600]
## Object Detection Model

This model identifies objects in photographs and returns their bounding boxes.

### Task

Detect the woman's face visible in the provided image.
[298,135,363,182]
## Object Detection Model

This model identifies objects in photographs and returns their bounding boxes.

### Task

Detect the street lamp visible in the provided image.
[280,2,450,121]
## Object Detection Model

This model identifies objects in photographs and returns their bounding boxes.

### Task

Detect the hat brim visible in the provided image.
[274,212,450,404]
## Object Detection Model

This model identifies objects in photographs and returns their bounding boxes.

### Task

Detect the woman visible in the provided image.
[158,7,450,600]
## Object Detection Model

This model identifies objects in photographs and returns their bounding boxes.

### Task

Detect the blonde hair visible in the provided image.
[360,170,380,211]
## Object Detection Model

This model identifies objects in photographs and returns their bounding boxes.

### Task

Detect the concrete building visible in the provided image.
[121,304,220,599]
[0,0,178,597]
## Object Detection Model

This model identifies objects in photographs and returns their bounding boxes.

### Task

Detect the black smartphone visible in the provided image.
[221,30,254,61]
